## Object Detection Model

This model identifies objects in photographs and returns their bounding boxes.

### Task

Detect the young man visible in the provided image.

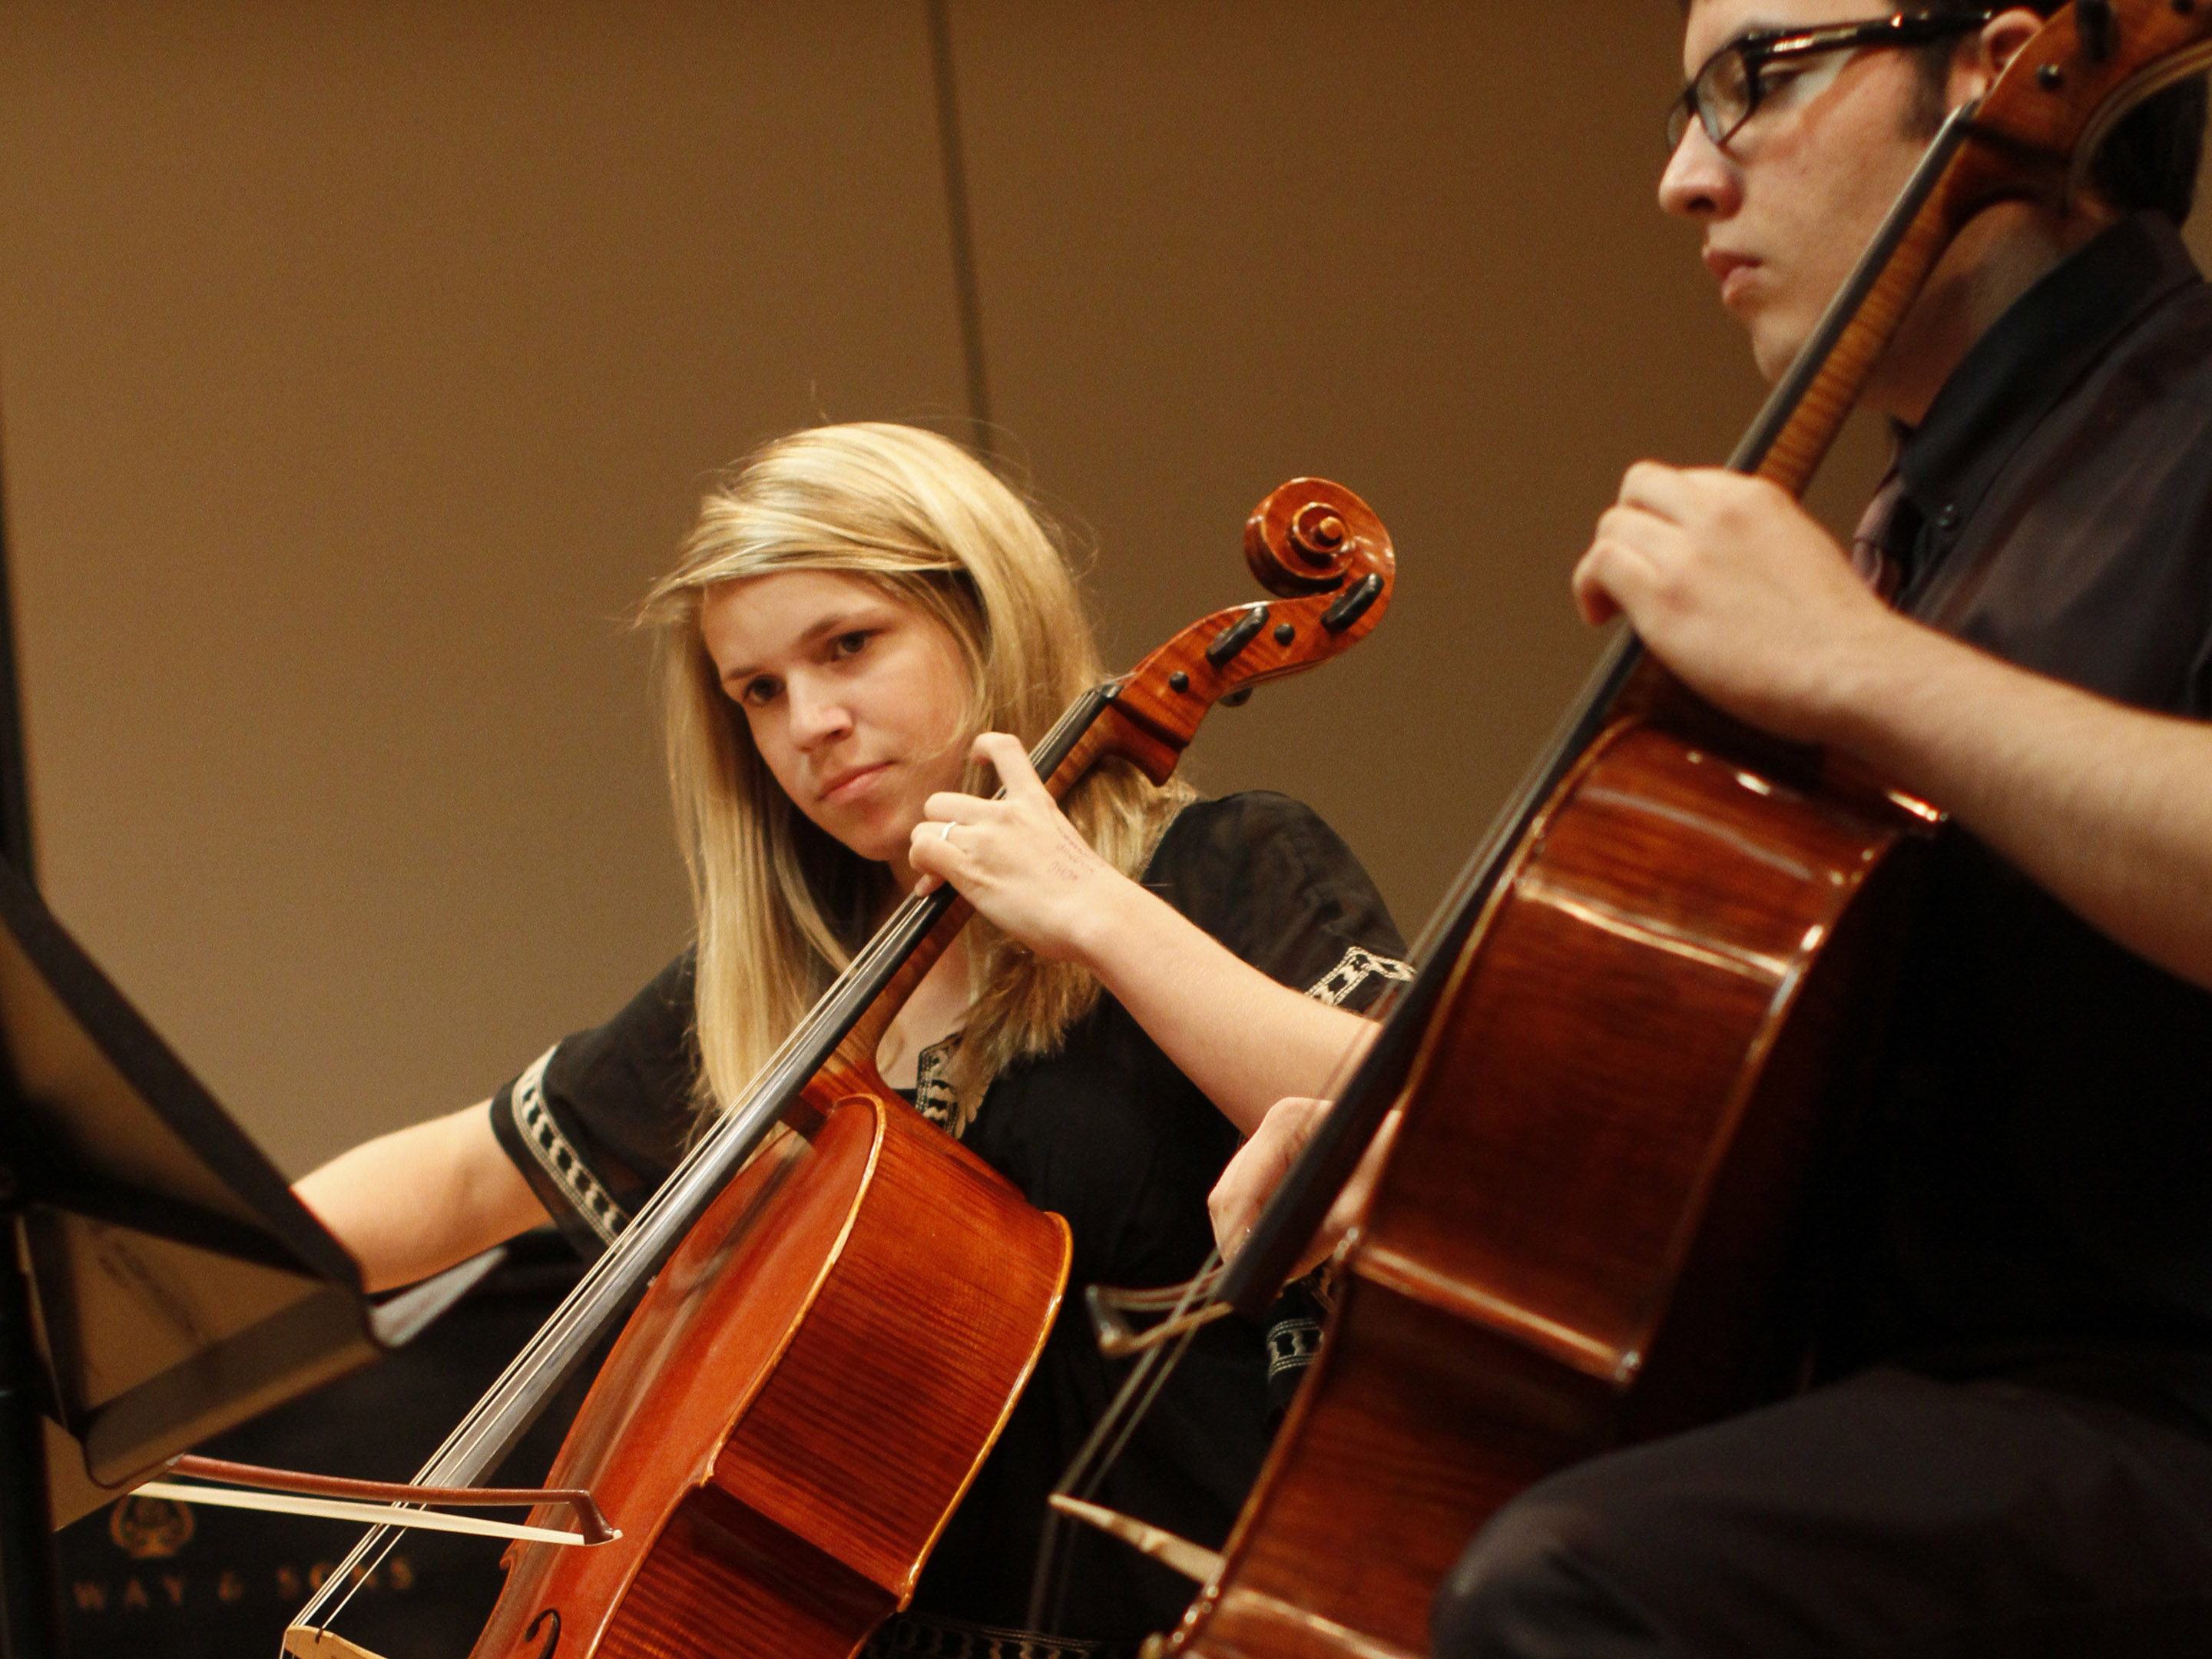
[1427,5,2212,1652]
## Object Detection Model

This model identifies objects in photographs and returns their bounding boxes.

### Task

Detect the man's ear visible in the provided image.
[1955,7,2055,102]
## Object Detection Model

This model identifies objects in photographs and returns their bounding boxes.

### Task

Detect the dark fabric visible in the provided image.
[486,792,1406,1644]
[1432,1368,2212,1658]
[1806,211,2212,1432]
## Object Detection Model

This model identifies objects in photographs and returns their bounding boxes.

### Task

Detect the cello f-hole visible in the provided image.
[523,1608,561,1659]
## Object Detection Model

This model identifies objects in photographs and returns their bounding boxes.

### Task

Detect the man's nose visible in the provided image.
[1658,126,1740,220]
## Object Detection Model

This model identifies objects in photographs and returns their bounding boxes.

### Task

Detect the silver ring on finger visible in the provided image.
[939,820,957,843]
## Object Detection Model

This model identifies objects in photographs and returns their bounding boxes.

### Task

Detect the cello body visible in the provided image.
[1164,703,1932,1659]
[472,1087,1070,1659]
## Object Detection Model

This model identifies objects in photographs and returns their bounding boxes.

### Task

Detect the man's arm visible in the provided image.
[1573,463,2212,992]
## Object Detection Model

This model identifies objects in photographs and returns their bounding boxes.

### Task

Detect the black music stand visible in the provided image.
[0,856,497,1659]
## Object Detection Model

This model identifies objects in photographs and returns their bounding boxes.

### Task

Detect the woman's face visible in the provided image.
[700,570,972,886]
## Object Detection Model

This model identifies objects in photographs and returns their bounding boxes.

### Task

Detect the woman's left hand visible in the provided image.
[908,732,1130,962]
[1210,1097,1402,1281]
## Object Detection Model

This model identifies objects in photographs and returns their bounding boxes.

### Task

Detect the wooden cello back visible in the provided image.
[1164,708,1931,1659]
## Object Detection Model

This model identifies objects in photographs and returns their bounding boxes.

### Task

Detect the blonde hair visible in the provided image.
[639,422,1192,1124]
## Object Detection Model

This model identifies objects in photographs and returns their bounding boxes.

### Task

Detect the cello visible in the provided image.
[278,478,1396,1659]
[1049,5,2212,1656]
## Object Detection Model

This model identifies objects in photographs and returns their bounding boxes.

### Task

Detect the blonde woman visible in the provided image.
[297,423,1409,1654]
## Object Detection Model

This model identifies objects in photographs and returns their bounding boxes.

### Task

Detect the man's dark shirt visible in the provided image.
[1821,211,2212,1432]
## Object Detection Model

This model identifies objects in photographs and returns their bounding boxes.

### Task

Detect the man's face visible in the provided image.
[1664,2,1954,382]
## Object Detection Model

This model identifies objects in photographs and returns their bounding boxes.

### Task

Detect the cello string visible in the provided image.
[300,1530,407,1631]
[1025,1333,1164,1631]
[302,849,959,1631]
[297,685,1118,1638]
[1025,1243,1217,1633]
[1077,1324,1202,1505]
[432,682,1104,1427]
[1035,1318,1206,1636]
[299,851,971,1631]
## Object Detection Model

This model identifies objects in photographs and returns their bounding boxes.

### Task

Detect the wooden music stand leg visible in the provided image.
[0,1210,59,1659]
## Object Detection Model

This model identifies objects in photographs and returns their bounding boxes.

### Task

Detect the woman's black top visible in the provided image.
[487,793,1409,1643]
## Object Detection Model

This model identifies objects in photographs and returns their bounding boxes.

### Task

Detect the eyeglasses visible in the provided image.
[1666,11,1997,153]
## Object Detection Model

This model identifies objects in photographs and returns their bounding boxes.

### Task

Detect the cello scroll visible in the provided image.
[1097,479,1392,773]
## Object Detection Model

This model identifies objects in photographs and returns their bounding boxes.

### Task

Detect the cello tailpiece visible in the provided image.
[284,1627,392,1659]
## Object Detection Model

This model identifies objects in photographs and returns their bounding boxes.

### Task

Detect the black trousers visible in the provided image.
[1430,1368,2212,1657]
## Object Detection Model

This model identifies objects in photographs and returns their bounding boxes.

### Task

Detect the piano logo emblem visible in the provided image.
[108,1494,195,1561]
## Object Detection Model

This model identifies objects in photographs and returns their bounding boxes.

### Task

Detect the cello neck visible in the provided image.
[1730,101,1981,488]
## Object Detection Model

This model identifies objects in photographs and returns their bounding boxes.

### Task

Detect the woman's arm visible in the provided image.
[909,733,1379,1136]
[293,1102,551,1293]
[1573,464,2212,992]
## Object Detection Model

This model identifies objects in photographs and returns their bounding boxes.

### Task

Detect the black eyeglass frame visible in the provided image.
[1666,11,1998,152]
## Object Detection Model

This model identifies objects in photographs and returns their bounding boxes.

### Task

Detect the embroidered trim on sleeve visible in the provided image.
[1303,945,1416,1007]
[1265,1313,1325,1382]
[912,1033,969,1138]
[509,1044,631,1247]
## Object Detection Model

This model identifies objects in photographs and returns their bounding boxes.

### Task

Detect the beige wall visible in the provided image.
[0,2,1975,1174]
